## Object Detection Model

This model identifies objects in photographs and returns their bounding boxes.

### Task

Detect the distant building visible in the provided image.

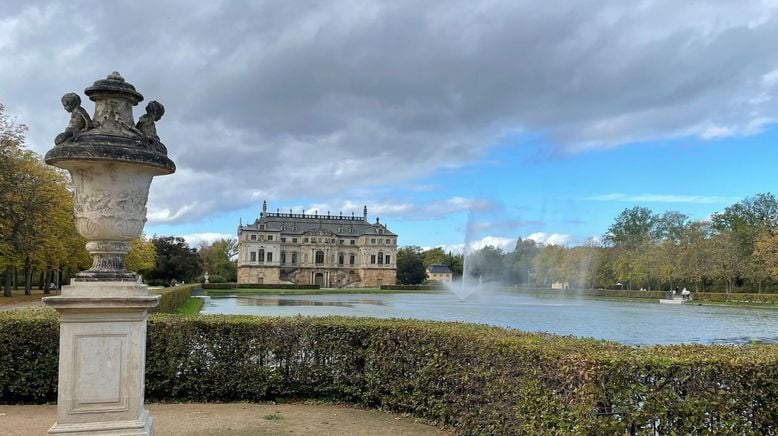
[427,263,453,282]
[237,201,397,287]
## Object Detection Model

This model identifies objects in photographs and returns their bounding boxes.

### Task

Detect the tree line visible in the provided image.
[399,194,778,293]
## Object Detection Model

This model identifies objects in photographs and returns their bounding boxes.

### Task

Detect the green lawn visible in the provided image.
[174,297,204,315]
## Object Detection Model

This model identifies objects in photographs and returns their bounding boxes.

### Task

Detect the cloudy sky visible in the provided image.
[3,0,778,252]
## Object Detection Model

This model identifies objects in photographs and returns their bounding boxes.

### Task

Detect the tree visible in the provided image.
[421,247,446,268]
[146,236,202,285]
[396,246,426,285]
[198,238,238,282]
[604,206,657,248]
[125,235,158,277]
[653,211,690,243]
[465,246,506,282]
[510,238,539,287]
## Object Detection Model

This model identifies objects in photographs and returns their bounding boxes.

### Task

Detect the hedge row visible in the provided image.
[201,283,320,290]
[1,310,776,434]
[540,289,665,299]
[380,284,445,290]
[149,284,200,313]
[690,292,778,304]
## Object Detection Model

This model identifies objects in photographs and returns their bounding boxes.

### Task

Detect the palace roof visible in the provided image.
[240,211,396,237]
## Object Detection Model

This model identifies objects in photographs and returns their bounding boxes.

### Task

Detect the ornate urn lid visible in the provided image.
[45,72,175,175]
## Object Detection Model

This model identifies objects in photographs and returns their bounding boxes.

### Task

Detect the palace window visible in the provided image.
[250,252,256,262]
[385,239,390,244]
[350,240,355,245]
[304,238,309,243]
[281,252,286,264]
[385,255,391,264]
[339,254,344,265]
[268,235,273,241]
[292,238,298,243]
[281,237,286,242]
[371,238,376,244]
[258,249,265,262]
[370,255,376,264]
[339,239,344,245]
[349,227,354,233]
[378,252,384,265]
[349,254,355,265]
[292,225,298,231]
[292,252,297,264]
[260,225,265,230]
[315,251,324,264]
[281,225,286,231]
[251,234,257,240]
[267,252,273,262]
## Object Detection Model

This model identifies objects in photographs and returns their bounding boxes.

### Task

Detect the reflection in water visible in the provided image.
[201,291,778,345]
[217,296,387,308]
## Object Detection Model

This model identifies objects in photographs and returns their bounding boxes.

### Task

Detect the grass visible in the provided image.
[0,288,60,306]
[174,297,204,315]
[204,288,442,295]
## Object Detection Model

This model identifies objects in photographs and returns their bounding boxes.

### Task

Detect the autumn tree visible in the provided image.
[125,235,158,278]
[198,238,238,282]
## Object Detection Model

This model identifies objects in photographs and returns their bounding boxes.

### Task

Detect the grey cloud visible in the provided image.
[2,1,778,223]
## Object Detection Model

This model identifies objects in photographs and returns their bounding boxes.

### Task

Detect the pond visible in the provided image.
[199,290,778,346]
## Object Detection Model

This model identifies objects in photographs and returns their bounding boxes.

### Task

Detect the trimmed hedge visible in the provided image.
[202,283,320,290]
[149,284,200,313]
[1,310,777,434]
[578,289,664,299]
[691,292,778,304]
[380,284,445,291]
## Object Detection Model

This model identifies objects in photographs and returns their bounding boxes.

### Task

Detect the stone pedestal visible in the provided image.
[44,281,159,435]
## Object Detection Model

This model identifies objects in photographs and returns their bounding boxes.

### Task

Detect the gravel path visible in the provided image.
[0,403,452,435]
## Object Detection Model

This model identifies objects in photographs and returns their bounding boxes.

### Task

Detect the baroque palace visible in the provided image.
[237,201,397,287]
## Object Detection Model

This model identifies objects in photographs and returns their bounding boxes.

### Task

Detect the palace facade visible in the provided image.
[237,201,397,287]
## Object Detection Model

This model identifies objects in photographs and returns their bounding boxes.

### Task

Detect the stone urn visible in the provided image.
[43,72,174,435]
[45,71,175,283]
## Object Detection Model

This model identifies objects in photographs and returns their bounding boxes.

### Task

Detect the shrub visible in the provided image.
[201,283,320,290]
[195,274,228,284]
[150,284,200,313]
[380,284,445,290]
[691,292,778,304]
[1,311,776,434]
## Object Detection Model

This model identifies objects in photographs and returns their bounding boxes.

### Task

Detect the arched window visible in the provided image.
[281,252,286,264]
[378,252,384,264]
[258,249,265,262]
[292,252,298,264]
[315,251,324,264]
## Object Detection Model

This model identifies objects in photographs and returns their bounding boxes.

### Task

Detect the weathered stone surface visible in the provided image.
[46,72,174,174]
[44,292,158,436]
[43,71,173,436]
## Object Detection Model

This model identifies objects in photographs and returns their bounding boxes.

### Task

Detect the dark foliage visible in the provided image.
[146,236,203,285]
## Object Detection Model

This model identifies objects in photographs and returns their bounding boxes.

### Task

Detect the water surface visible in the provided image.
[200,291,778,345]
